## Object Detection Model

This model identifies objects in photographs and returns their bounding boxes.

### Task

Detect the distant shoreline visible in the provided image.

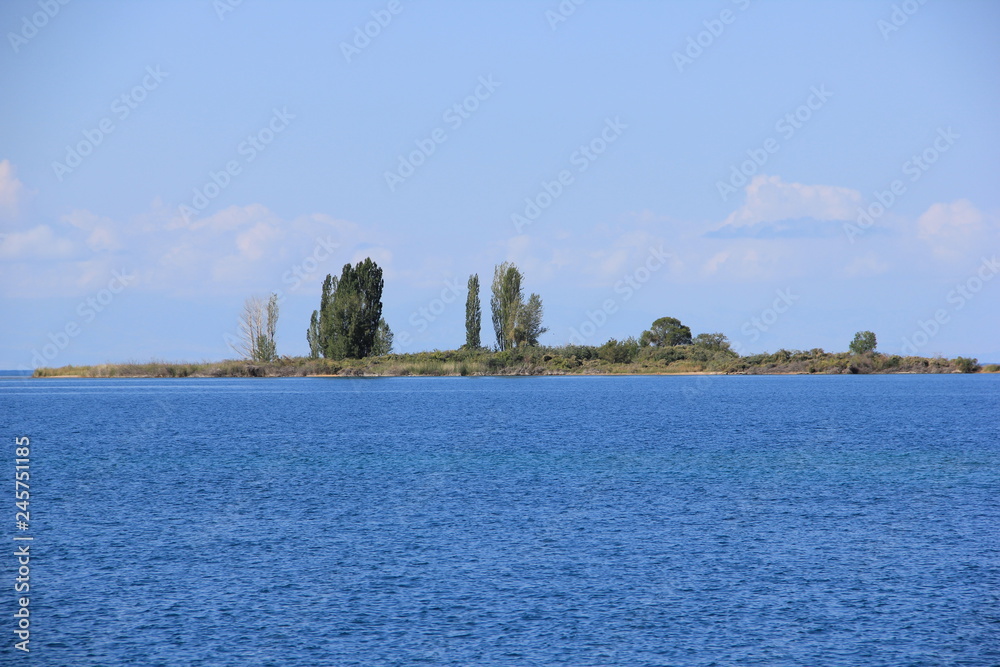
[28,349,997,379]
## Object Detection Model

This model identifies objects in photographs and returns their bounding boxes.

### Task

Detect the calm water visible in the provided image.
[1,375,998,666]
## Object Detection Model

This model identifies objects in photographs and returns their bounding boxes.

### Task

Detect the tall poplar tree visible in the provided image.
[490,262,522,351]
[306,311,321,359]
[465,273,481,349]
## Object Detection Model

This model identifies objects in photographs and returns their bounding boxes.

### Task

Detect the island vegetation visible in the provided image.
[33,257,995,378]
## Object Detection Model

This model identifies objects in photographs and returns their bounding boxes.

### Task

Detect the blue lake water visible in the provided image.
[1,374,998,666]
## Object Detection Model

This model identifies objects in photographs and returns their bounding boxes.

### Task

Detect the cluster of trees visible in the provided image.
[231,258,548,363]
[306,258,391,360]
[462,262,548,351]
[229,258,884,364]
[489,262,546,350]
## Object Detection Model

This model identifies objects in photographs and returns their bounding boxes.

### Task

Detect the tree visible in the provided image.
[317,259,385,359]
[639,317,692,347]
[372,318,393,356]
[514,293,547,347]
[353,258,385,357]
[256,293,279,361]
[489,262,547,350]
[317,273,336,355]
[306,310,321,359]
[232,293,279,362]
[849,330,877,355]
[692,332,731,351]
[955,357,980,373]
[490,262,522,351]
[465,273,481,349]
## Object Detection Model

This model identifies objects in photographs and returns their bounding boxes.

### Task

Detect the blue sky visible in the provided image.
[1,0,998,368]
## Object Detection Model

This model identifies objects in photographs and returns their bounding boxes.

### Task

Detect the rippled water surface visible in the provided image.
[2,375,998,666]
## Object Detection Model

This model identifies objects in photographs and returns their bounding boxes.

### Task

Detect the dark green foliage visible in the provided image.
[354,258,385,356]
[640,317,693,347]
[465,274,481,349]
[955,357,980,373]
[317,259,385,359]
[692,332,731,351]
[849,330,877,355]
[318,273,336,355]
[598,337,641,363]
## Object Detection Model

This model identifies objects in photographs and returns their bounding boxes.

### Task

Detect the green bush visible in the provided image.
[598,338,640,364]
[954,357,980,373]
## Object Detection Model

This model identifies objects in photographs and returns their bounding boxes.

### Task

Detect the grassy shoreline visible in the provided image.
[33,347,997,378]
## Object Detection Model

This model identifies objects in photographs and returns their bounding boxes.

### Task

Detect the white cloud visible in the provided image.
[0,160,26,219]
[62,209,123,252]
[0,198,386,298]
[917,199,984,240]
[723,174,862,228]
[0,225,76,260]
[916,199,995,261]
[235,221,284,261]
[703,251,731,276]
[843,253,890,277]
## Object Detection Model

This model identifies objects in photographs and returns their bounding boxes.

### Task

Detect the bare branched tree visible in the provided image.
[231,294,279,362]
